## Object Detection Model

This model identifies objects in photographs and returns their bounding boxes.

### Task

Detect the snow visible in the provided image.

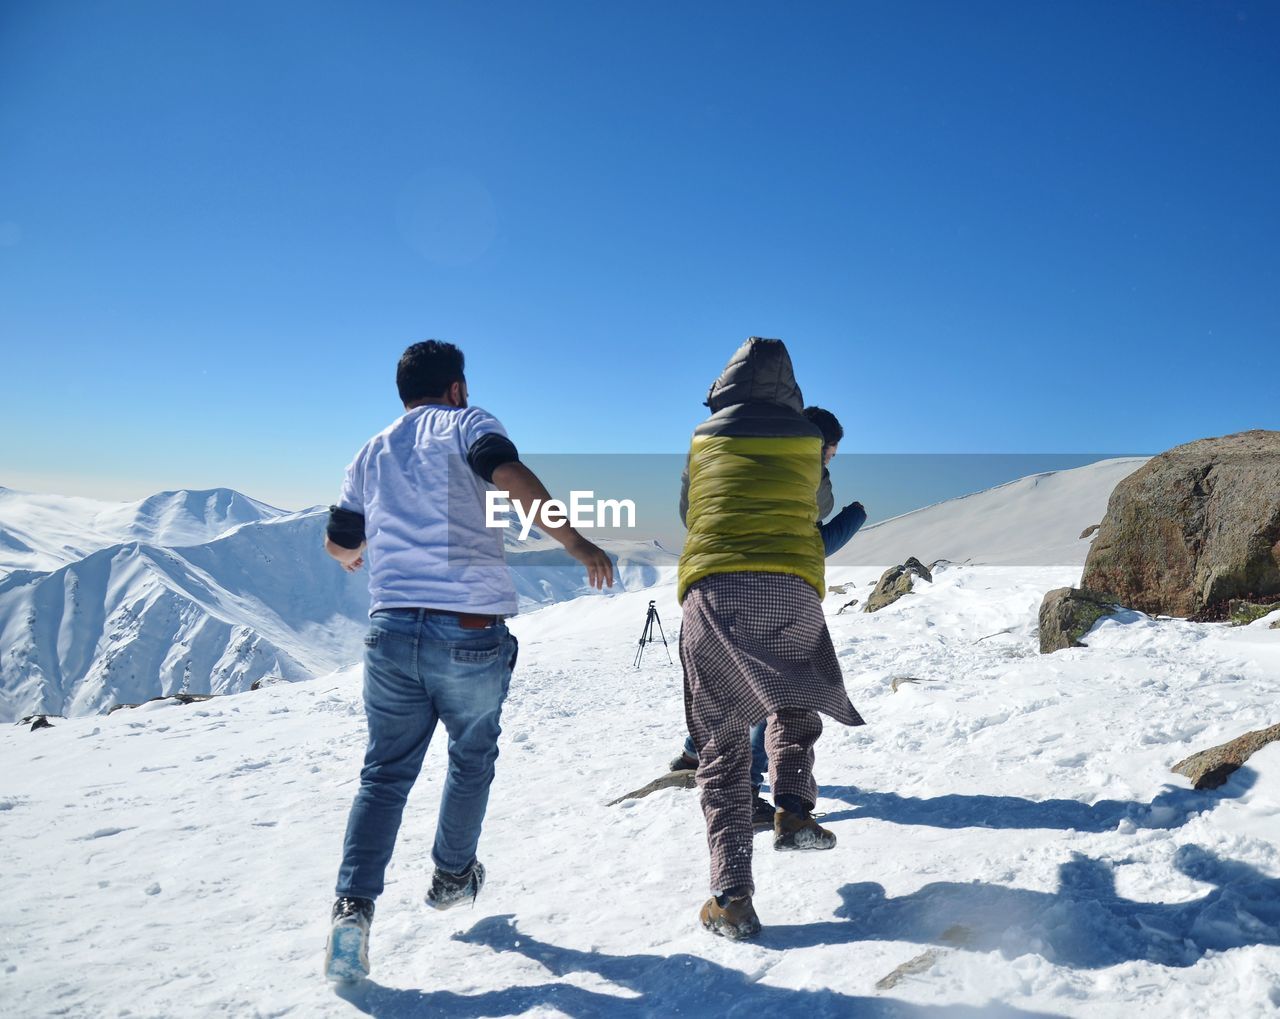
[2,563,1279,1016]
[2,463,1278,1015]
[0,493,677,722]
[0,455,1137,722]
[0,486,287,574]
[831,457,1149,566]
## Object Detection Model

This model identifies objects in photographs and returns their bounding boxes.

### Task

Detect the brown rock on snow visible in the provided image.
[1171,723,1280,789]
[1081,430,1280,620]
[607,769,697,806]
[1038,587,1120,654]
[865,557,933,613]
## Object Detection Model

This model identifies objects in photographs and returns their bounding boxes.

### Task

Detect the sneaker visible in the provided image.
[773,809,837,851]
[752,795,776,832]
[700,894,762,941]
[426,859,486,910]
[668,751,698,772]
[325,896,374,982]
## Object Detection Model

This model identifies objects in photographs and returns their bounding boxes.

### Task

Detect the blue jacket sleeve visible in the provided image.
[820,502,867,557]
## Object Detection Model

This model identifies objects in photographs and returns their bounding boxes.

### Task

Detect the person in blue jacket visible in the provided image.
[806,406,868,556]
[668,406,865,829]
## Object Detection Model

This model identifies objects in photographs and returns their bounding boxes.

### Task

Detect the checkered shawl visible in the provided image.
[680,571,864,745]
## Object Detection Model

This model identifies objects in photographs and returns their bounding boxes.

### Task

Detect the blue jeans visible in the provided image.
[685,721,768,793]
[335,609,517,901]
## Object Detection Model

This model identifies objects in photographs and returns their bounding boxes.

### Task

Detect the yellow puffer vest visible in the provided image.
[676,338,826,602]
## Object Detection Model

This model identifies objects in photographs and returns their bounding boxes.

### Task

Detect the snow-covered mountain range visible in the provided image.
[0,486,286,574]
[0,488,678,721]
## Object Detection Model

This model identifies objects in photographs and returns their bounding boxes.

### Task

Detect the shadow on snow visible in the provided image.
[766,843,1280,969]
[336,913,1062,1017]
[335,769,1274,1014]
[817,766,1257,834]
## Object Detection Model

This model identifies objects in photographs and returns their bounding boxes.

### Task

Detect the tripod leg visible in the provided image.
[634,614,652,668]
[653,613,673,663]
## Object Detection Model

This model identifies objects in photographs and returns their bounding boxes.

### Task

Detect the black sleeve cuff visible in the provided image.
[326,505,366,550]
[467,433,520,483]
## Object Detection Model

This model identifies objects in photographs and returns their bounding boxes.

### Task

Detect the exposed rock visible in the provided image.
[1081,430,1280,620]
[865,557,933,613]
[904,557,933,582]
[1079,523,1101,540]
[249,676,293,691]
[1038,587,1120,654]
[1272,618,1280,630]
[1171,723,1280,789]
[875,948,945,990]
[836,597,859,614]
[827,583,853,595]
[1229,599,1280,626]
[891,677,925,692]
[22,714,56,731]
[107,693,218,714]
[874,925,973,990]
[607,769,697,806]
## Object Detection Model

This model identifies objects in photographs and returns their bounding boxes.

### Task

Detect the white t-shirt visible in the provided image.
[337,405,519,615]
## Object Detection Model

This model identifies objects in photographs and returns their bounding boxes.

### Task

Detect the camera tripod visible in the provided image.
[633,599,672,668]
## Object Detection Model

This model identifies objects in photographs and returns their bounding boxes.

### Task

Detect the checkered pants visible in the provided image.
[680,571,863,895]
[694,709,824,895]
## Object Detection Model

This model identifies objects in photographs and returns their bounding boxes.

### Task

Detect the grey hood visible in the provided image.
[705,337,804,413]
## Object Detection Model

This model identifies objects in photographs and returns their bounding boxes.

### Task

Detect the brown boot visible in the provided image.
[699,894,762,940]
[773,809,837,851]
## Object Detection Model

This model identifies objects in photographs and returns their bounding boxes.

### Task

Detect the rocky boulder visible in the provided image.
[865,557,933,613]
[1229,599,1280,626]
[1081,430,1280,620]
[1039,587,1120,653]
[1171,723,1280,789]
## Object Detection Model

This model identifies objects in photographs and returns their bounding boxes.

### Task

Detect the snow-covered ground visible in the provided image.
[3,565,1278,1017]
[831,457,1148,567]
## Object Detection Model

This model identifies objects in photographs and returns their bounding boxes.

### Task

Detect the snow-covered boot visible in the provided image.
[669,750,698,772]
[324,896,373,982]
[700,893,761,941]
[773,809,837,851]
[426,859,486,910]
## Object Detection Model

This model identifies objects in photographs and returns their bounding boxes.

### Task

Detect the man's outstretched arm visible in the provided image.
[325,506,367,572]
[491,461,615,590]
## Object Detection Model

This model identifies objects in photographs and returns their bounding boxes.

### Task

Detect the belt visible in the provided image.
[425,608,502,630]
[376,607,503,629]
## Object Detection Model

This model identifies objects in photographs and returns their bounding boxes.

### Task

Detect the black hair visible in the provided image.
[397,340,465,404]
[803,406,844,447]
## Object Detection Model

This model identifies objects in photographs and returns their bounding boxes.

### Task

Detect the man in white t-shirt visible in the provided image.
[323,340,613,982]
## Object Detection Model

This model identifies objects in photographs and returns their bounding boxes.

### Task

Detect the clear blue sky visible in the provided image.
[1,1,1276,511]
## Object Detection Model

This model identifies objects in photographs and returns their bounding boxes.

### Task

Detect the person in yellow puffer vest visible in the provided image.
[676,337,865,942]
